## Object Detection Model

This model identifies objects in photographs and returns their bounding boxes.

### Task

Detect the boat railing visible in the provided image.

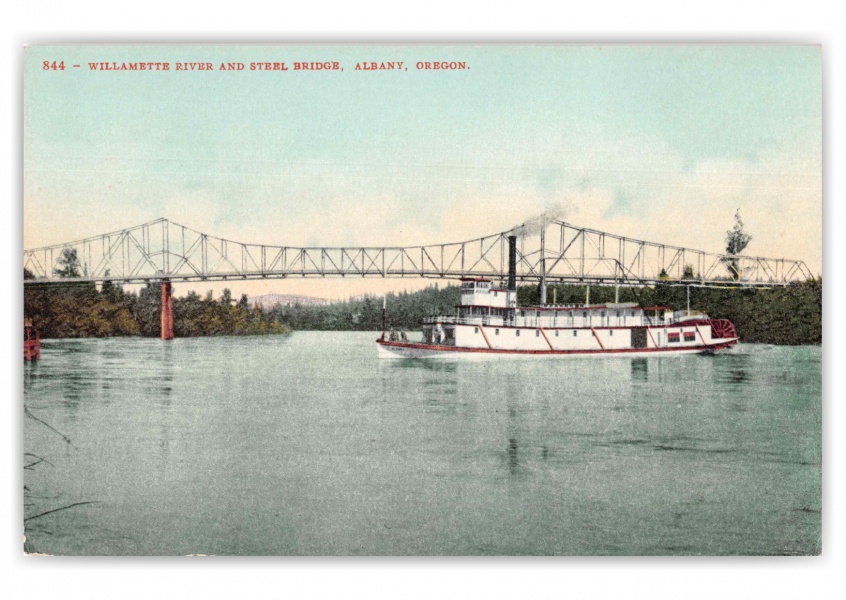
[424,316,472,326]
[423,316,503,326]
[423,314,703,329]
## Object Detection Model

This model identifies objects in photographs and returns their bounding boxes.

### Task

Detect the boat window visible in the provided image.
[516,330,520,337]
[555,330,559,337]
[573,330,577,337]
[616,311,621,317]
[536,330,540,337]
[583,312,587,318]
[610,330,613,336]
[474,327,479,334]
[536,311,541,317]
[601,311,606,317]
[495,329,499,335]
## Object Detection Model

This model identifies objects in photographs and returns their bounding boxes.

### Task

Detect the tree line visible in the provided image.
[519,279,822,346]
[24,249,287,338]
[24,277,288,338]
[24,273,821,345]
[270,278,821,345]
[267,284,461,332]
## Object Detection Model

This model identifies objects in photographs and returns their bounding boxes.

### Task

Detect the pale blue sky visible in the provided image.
[23,45,821,296]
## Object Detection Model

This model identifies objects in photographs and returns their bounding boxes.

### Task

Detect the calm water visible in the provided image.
[23,332,821,555]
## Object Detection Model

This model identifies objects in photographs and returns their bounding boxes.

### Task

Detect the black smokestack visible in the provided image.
[508,235,517,291]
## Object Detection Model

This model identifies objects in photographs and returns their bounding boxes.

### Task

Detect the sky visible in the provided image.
[23,45,822,300]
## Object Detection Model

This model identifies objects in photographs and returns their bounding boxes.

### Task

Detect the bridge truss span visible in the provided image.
[23,217,813,287]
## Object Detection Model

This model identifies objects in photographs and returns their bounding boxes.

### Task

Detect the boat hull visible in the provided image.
[376,338,738,359]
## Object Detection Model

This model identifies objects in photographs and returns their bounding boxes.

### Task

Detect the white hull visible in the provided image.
[380,278,740,360]
[377,338,738,359]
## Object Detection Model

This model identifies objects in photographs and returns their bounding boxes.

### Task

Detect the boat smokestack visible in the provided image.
[508,235,517,291]
[381,296,387,340]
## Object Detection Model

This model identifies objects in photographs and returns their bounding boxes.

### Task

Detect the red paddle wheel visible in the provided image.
[710,318,737,340]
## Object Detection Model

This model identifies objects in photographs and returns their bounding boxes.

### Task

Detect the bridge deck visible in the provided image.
[24,217,812,287]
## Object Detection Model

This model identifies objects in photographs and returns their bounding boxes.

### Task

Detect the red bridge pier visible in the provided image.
[24,319,41,360]
[161,281,174,340]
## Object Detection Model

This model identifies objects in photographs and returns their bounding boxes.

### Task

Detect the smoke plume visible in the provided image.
[511,200,570,239]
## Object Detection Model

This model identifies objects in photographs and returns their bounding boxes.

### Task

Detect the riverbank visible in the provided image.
[24,278,821,345]
[24,281,288,338]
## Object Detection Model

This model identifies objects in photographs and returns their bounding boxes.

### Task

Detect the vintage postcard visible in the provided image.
[23,45,821,555]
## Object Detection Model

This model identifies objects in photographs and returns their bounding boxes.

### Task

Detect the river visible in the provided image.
[23,332,821,555]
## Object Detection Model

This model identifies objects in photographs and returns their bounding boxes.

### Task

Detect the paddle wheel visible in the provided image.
[710,318,737,340]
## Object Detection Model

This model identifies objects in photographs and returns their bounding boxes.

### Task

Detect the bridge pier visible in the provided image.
[161,281,174,340]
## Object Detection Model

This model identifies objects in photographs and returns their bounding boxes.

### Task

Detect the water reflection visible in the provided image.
[719,353,752,386]
[23,359,41,386]
[159,342,175,398]
[156,343,175,456]
[507,438,519,474]
[728,370,749,384]
[382,359,463,408]
[504,390,521,476]
[61,372,91,408]
[387,359,458,373]
[630,358,648,382]
[22,335,822,556]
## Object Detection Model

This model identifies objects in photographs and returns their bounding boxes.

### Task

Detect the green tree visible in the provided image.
[133,283,162,337]
[100,269,126,304]
[53,248,82,278]
[725,209,752,280]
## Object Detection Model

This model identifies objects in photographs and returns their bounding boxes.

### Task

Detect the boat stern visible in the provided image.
[709,318,740,348]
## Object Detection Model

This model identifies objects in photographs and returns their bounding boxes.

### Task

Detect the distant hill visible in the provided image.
[250,293,332,309]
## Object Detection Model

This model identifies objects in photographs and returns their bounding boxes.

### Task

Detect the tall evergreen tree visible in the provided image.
[725,210,752,280]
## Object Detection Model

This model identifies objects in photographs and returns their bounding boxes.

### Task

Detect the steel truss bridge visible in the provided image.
[24,217,812,288]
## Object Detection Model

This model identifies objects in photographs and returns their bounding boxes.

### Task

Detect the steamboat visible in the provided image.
[376,236,738,359]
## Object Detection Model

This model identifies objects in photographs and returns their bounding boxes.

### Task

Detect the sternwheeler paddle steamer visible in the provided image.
[376,236,738,359]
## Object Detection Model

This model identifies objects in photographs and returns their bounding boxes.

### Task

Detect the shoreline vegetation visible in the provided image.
[272,280,822,346]
[24,276,821,346]
[24,278,288,338]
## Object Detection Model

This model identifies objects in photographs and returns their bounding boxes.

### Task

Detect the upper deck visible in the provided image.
[428,304,703,329]
[444,278,706,329]
[459,278,513,309]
